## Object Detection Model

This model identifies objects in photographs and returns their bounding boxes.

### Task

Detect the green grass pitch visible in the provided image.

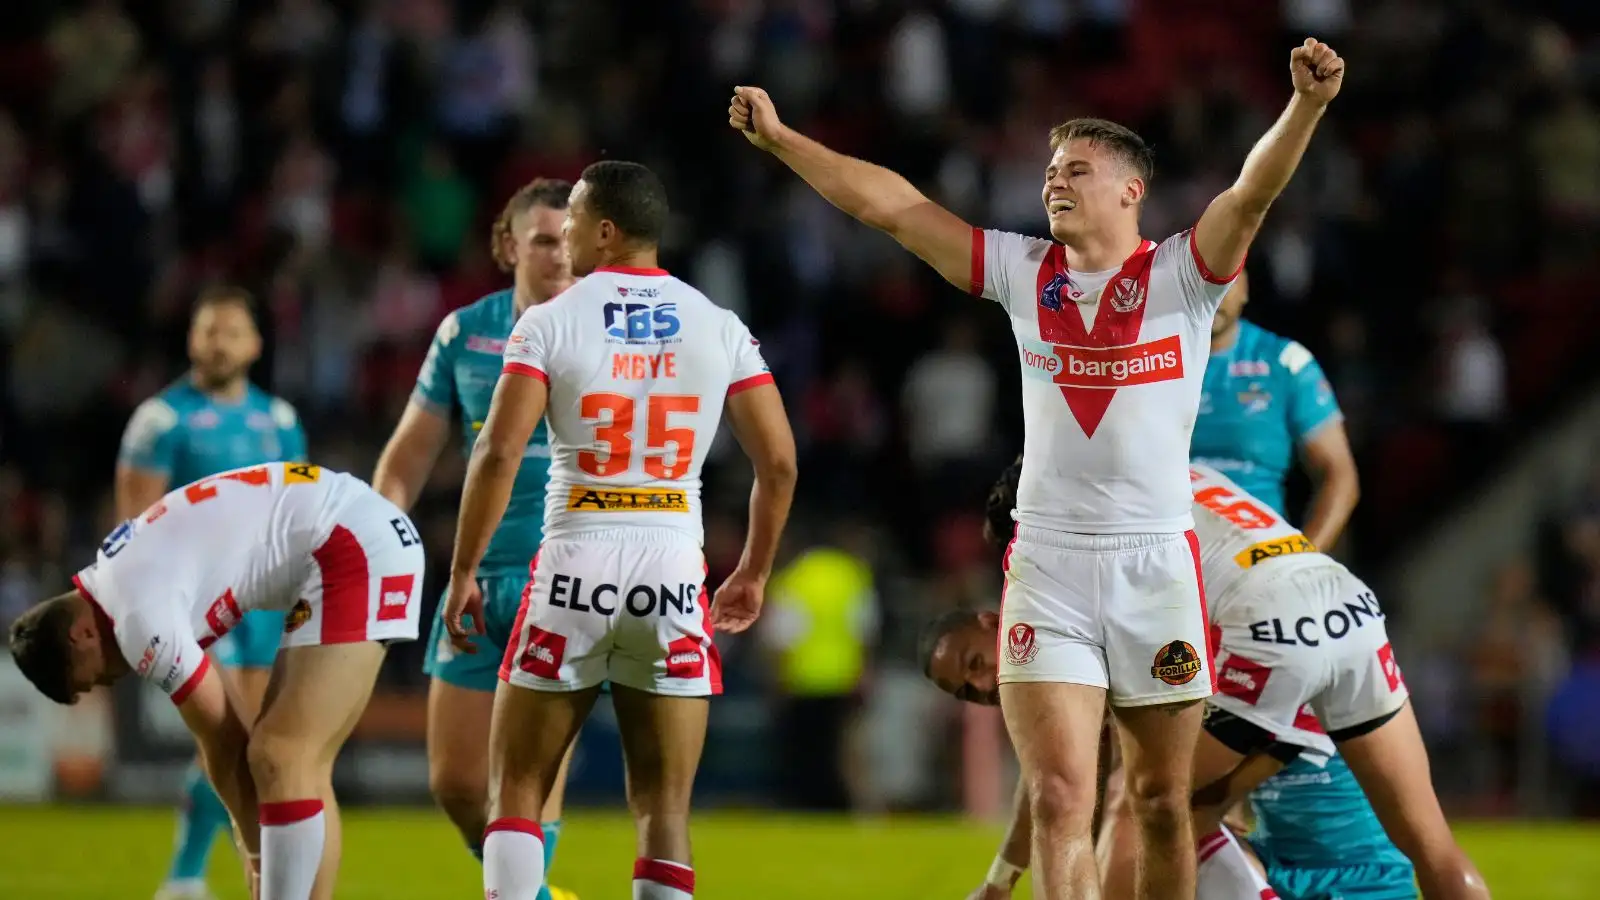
[0,806,1594,898]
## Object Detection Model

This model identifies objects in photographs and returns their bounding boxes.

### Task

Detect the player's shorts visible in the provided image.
[500,527,721,697]
[279,488,426,649]
[424,572,527,692]
[212,609,289,669]
[997,527,1214,707]
[1207,565,1410,756]
[1251,845,1418,900]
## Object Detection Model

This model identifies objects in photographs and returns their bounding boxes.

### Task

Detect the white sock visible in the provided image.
[633,858,695,899]
[484,818,546,900]
[259,799,326,900]
[1197,827,1278,900]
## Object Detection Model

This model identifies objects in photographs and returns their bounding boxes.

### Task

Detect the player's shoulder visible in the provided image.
[455,289,515,329]
[126,391,184,435]
[982,228,1055,264]
[245,385,301,429]
[1239,323,1319,376]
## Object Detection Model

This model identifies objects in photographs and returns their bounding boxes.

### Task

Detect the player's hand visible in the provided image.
[964,885,1010,900]
[710,567,766,633]
[443,574,486,653]
[1290,38,1344,105]
[729,86,785,152]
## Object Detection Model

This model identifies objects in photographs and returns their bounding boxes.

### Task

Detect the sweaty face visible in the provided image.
[926,617,1001,706]
[189,302,261,389]
[562,181,602,278]
[1212,270,1250,338]
[508,205,574,303]
[1041,139,1143,245]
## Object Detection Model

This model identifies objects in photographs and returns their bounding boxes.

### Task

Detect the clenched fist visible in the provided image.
[1291,38,1345,105]
[728,86,786,152]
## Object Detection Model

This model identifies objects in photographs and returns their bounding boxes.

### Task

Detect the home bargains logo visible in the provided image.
[1018,334,1183,390]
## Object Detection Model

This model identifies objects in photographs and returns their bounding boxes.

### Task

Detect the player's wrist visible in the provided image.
[985,856,1024,889]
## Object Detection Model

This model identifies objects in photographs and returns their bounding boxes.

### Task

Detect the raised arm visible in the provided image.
[1192,38,1345,280]
[730,86,974,291]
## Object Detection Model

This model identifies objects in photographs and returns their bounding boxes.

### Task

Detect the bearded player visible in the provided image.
[924,458,1490,900]
[116,286,308,900]
[373,179,579,900]
[10,461,425,900]
[735,38,1346,900]
[444,161,798,900]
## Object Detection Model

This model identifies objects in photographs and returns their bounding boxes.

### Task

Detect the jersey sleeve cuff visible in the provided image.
[502,362,549,384]
[170,654,211,705]
[968,226,986,296]
[1187,226,1246,285]
[728,372,775,396]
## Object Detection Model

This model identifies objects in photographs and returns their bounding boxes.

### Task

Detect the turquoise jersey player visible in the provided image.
[372,178,578,900]
[1192,272,1413,899]
[117,289,307,900]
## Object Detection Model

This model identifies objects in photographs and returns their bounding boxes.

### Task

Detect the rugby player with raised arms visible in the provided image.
[734,37,1348,900]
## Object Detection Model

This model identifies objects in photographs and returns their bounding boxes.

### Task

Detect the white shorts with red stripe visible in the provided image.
[280,488,425,649]
[997,527,1215,707]
[500,528,721,697]
[1208,565,1409,754]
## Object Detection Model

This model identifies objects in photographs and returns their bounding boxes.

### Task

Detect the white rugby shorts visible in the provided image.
[280,487,426,649]
[499,528,721,697]
[997,527,1215,707]
[1208,564,1410,755]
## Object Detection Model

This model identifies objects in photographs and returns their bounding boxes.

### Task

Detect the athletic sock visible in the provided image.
[166,762,229,884]
[259,799,326,900]
[1197,827,1278,900]
[484,817,546,900]
[633,858,695,900]
[535,819,563,900]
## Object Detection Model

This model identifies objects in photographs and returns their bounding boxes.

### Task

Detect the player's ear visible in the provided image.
[1124,175,1146,207]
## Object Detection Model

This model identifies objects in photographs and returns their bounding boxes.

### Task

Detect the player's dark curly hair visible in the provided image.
[9,593,81,705]
[579,160,669,244]
[983,454,1024,549]
[1048,118,1155,186]
[490,178,573,273]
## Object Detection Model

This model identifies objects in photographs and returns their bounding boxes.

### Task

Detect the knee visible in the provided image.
[1122,769,1190,838]
[247,730,314,793]
[429,766,487,821]
[1026,771,1097,834]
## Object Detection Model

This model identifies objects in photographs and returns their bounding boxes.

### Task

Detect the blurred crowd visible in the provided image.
[0,0,1598,811]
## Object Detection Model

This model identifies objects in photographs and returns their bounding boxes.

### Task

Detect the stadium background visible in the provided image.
[1,0,1599,896]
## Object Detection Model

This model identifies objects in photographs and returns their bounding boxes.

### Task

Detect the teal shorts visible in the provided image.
[212,609,289,670]
[1253,851,1417,900]
[423,574,528,692]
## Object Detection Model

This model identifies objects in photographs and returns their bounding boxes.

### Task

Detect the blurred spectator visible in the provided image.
[402,143,477,272]
[901,317,996,498]
[47,0,142,120]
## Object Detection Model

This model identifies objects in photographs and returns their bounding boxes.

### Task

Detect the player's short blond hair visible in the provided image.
[1047,118,1154,184]
[491,178,573,273]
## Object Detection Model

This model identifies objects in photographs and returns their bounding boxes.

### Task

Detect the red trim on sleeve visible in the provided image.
[727,372,774,396]
[502,362,549,383]
[170,654,211,705]
[968,226,985,296]
[259,798,324,826]
[595,265,668,276]
[1188,226,1245,285]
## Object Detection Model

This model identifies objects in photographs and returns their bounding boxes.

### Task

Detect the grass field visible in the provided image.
[1,806,1595,899]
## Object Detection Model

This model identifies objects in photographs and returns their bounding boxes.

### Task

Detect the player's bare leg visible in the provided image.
[612,685,707,900]
[1109,700,1205,900]
[484,684,598,899]
[426,679,495,852]
[247,643,385,900]
[1336,702,1491,899]
[1000,681,1106,900]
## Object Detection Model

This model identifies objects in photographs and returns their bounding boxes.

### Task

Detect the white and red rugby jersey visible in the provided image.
[973,227,1240,533]
[503,266,772,544]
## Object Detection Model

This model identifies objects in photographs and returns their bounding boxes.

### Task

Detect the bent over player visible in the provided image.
[444,161,798,900]
[924,460,1490,900]
[117,286,307,900]
[373,178,580,899]
[734,37,1345,900]
[9,462,424,900]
